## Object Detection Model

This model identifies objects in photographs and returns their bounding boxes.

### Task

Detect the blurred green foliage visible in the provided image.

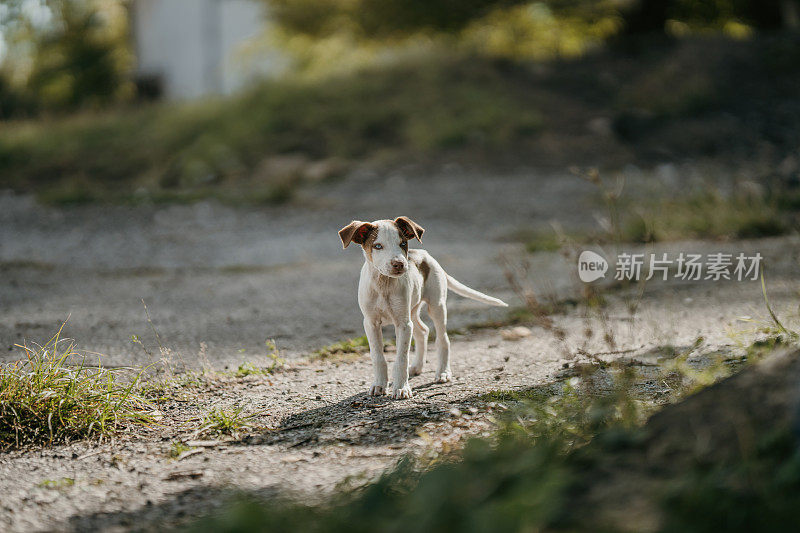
[0,0,131,117]
[622,190,790,243]
[268,0,529,38]
[266,0,797,40]
[1,0,797,118]
[3,31,800,204]
[0,55,542,203]
[264,0,800,73]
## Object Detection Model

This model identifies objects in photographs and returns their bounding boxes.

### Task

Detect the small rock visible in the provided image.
[184,440,225,448]
[176,449,203,462]
[587,117,612,137]
[304,158,347,183]
[164,470,203,481]
[501,326,532,341]
[778,155,798,177]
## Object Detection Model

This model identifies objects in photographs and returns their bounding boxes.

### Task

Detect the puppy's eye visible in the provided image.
[374,243,383,250]
[400,242,407,248]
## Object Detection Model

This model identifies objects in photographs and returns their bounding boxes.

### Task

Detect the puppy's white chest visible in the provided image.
[365,282,405,318]
[358,265,416,322]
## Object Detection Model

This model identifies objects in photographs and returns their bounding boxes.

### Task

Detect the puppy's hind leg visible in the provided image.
[428,302,451,383]
[409,303,428,377]
[364,318,387,396]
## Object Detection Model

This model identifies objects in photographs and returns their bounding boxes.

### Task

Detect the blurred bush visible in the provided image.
[266,0,796,41]
[0,55,543,203]
[265,0,800,74]
[0,0,132,118]
[1,0,797,117]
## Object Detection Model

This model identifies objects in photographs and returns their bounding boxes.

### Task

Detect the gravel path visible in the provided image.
[1,166,596,368]
[1,162,715,367]
[2,240,799,531]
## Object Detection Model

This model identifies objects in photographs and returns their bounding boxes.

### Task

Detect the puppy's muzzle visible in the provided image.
[390,259,407,275]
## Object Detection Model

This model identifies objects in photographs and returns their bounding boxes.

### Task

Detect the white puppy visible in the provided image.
[339,216,508,399]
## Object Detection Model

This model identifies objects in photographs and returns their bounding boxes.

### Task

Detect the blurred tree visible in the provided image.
[0,0,132,116]
[266,0,800,40]
[267,0,531,39]
[622,0,800,35]
[26,1,131,110]
[264,0,625,73]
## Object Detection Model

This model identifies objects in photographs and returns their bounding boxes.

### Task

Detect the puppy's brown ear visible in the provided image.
[394,216,425,242]
[339,221,375,249]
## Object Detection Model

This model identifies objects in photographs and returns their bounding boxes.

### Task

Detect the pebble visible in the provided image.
[500,326,532,341]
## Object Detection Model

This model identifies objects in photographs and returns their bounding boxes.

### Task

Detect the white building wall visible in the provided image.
[132,0,284,100]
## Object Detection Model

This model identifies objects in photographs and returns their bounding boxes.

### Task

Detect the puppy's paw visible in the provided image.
[391,383,413,399]
[435,371,452,383]
[409,365,423,377]
[369,383,386,396]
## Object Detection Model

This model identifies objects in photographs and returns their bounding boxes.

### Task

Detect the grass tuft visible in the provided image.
[38,477,75,490]
[169,441,195,459]
[311,336,372,361]
[0,327,154,449]
[195,406,256,438]
[230,340,286,377]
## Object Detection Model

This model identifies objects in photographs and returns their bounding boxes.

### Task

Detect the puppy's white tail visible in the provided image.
[446,273,508,307]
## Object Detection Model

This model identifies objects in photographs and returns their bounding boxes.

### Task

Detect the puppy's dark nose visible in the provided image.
[391,259,405,270]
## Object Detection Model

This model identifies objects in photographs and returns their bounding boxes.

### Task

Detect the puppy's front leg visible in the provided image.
[364,318,387,396]
[391,319,413,399]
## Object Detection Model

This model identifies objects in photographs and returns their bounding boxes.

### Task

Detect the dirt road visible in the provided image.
[1,167,601,368]
[1,269,796,532]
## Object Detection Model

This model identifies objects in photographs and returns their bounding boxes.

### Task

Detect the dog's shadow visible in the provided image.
[243,379,454,449]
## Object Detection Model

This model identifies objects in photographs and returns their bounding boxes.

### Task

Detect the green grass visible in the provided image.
[662,428,800,533]
[195,406,256,438]
[169,441,195,459]
[0,327,153,448]
[509,228,565,254]
[0,55,542,204]
[229,340,286,377]
[520,188,794,254]
[231,362,270,378]
[480,385,558,404]
[38,477,75,490]
[311,336,372,361]
[622,191,789,243]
